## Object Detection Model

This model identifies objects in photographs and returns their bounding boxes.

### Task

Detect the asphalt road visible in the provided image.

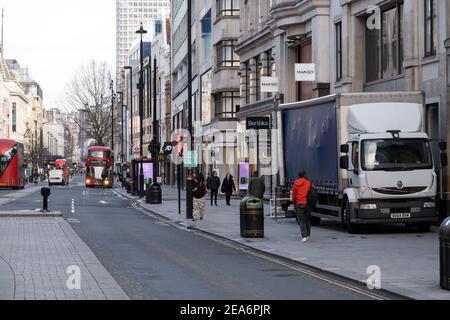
[0,176,397,300]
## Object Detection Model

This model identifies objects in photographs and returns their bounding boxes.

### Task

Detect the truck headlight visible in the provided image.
[360,204,377,210]
[423,202,436,208]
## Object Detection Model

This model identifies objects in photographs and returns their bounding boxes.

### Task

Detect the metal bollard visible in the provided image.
[440,217,450,290]
[41,187,51,212]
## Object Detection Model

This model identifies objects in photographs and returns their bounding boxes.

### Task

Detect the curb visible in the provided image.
[0,211,63,218]
[114,187,410,300]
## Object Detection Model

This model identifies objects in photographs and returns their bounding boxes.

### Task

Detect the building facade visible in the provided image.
[170,0,241,188]
[235,0,450,210]
[151,16,172,184]
[116,0,170,86]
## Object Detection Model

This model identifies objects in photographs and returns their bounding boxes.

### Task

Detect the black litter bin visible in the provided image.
[146,183,162,204]
[240,197,264,238]
[440,217,450,290]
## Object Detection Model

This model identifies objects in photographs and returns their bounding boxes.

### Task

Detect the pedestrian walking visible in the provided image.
[221,173,236,206]
[248,171,265,200]
[207,171,221,206]
[292,171,312,242]
[192,172,207,221]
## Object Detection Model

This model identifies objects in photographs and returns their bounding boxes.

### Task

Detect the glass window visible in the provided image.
[424,0,437,57]
[216,0,240,17]
[89,151,112,159]
[201,70,212,125]
[216,40,239,68]
[365,3,404,82]
[0,145,17,178]
[214,92,240,119]
[336,22,343,81]
[362,139,433,171]
[352,142,359,170]
[12,103,17,133]
[255,56,261,101]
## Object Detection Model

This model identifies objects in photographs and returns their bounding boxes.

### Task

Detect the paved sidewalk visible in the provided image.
[0,212,128,300]
[116,185,450,300]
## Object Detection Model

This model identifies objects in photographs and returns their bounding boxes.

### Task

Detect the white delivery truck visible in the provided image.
[281,92,447,233]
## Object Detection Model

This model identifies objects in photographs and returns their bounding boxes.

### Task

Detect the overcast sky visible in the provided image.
[0,0,116,108]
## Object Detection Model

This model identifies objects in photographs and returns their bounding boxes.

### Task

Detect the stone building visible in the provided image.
[235,0,450,206]
[170,0,241,188]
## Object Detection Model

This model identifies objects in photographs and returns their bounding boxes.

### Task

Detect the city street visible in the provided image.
[0,177,400,300]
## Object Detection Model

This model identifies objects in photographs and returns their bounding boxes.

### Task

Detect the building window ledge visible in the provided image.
[421,55,439,66]
[364,74,405,88]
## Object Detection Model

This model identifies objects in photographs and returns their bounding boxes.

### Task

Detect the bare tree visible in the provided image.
[64,60,116,147]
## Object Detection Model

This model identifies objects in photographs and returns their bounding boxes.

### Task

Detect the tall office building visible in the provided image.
[115,0,170,86]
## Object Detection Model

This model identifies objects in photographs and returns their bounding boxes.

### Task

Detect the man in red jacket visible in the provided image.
[292,171,312,242]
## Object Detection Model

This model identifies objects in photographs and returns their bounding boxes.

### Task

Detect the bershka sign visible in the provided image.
[246,117,270,130]
[295,63,316,81]
[261,77,279,93]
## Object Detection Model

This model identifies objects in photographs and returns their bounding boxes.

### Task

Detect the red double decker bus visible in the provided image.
[0,139,26,189]
[85,146,113,188]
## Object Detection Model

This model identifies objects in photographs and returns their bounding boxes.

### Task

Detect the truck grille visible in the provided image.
[372,187,427,195]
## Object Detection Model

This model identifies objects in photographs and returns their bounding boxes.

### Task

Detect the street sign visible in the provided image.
[246,117,270,130]
[261,77,279,93]
[183,150,198,168]
[162,142,174,156]
[132,146,140,154]
[295,63,316,81]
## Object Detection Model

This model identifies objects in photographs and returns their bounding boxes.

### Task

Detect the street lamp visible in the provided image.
[186,0,194,219]
[147,56,162,204]
[136,22,147,198]
[116,91,124,164]
[124,66,133,161]
[110,80,115,151]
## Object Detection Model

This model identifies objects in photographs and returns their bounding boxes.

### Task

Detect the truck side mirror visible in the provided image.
[340,144,349,154]
[340,156,349,170]
[440,142,447,152]
[441,153,448,168]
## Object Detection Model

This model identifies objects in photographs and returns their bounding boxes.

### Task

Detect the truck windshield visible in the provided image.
[362,139,433,171]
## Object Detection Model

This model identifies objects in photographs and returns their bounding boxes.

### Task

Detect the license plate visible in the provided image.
[391,213,411,219]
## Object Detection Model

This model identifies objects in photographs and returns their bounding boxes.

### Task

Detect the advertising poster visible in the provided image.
[239,163,250,191]
[137,162,154,191]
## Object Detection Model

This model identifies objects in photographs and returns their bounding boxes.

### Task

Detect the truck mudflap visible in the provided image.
[352,199,439,224]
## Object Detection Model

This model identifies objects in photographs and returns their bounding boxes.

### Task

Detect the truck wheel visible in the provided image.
[343,199,360,234]
[311,216,321,226]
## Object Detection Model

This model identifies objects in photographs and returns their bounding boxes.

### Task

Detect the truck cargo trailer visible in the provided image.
[280,92,446,233]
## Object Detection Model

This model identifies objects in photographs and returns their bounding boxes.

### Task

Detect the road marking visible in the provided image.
[112,188,389,300]
[194,232,389,300]
[71,199,76,214]
[67,218,80,224]
[154,221,170,227]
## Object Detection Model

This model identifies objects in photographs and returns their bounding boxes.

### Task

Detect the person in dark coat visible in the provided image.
[208,171,221,206]
[248,171,265,200]
[221,173,236,206]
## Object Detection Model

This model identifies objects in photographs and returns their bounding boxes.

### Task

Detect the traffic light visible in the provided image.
[148,140,161,157]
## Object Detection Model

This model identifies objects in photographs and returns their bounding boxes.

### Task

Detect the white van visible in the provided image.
[48,169,65,186]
